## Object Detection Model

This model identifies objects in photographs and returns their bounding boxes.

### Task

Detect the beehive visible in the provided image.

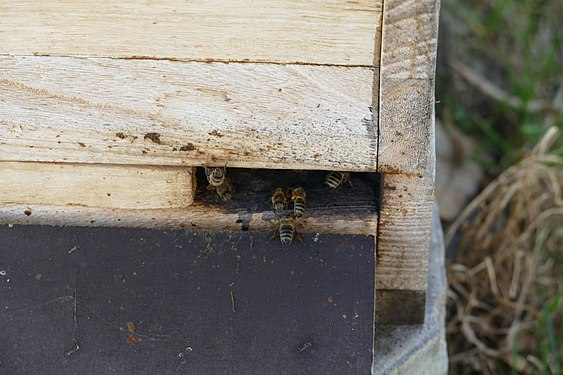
[0,0,439,324]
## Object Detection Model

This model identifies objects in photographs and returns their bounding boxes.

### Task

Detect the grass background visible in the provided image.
[436,1,562,374]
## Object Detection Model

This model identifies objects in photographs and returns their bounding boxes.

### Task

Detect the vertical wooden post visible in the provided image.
[376,0,440,324]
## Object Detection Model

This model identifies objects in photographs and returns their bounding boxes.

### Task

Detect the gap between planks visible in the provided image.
[0,0,383,66]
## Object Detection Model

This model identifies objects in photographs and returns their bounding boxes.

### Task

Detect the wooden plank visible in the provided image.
[0,162,196,209]
[377,0,440,174]
[0,56,377,172]
[0,0,382,66]
[0,169,379,236]
[375,131,435,324]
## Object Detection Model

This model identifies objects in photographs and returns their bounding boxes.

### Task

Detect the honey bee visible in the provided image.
[204,166,226,187]
[271,187,288,213]
[290,187,307,218]
[206,176,233,201]
[270,215,303,245]
[325,171,352,189]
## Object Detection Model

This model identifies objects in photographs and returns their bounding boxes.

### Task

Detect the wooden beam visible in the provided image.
[377,0,440,175]
[0,162,196,209]
[0,56,377,171]
[0,169,379,236]
[375,130,435,324]
[0,0,382,66]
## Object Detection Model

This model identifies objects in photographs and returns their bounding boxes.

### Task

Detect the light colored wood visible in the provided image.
[377,0,440,174]
[375,123,435,323]
[0,168,378,235]
[0,162,196,209]
[0,204,377,236]
[376,171,434,291]
[0,56,377,171]
[0,0,382,66]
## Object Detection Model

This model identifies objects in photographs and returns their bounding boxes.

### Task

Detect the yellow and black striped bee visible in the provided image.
[325,171,352,189]
[290,187,307,218]
[207,177,233,201]
[270,215,303,245]
[271,187,288,213]
[204,166,226,187]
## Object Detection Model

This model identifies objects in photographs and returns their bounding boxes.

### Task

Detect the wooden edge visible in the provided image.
[1,0,382,66]
[374,117,435,324]
[0,162,196,209]
[375,289,426,325]
[377,0,440,174]
[1,56,377,172]
[0,204,377,236]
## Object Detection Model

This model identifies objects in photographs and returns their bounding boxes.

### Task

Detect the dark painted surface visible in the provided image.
[0,226,374,375]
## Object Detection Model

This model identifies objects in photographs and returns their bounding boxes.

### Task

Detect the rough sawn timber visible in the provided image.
[0,162,196,209]
[377,0,440,175]
[0,56,377,172]
[0,168,378,235]
[0,0,382,66]
[375,124,436,324]
[373,0,439,324]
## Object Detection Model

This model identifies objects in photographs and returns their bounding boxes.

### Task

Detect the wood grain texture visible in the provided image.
[0,56,377,171]
[377,0,440,174]
[375,124,435,323]
[0,168,379,235]
[0,204,377,236]
[0,162,196,209]
[376,172,433,290]
[0,0,382,66]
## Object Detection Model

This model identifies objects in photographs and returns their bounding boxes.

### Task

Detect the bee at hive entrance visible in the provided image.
[194,168,382,239]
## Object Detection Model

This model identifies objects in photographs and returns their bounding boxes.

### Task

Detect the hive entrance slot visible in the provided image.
[194,168,381,235]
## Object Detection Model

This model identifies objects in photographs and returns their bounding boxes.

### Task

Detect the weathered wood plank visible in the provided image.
[376,172,433,290]
[0,0,382,66]
[377,0,440,174]
[375,126,435,324]
[0,162,196,209]
[0,169,379,235]
[0,203,376,236]
[0,56,377,171]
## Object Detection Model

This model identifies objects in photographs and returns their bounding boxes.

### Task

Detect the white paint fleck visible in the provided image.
[313,233,320,243]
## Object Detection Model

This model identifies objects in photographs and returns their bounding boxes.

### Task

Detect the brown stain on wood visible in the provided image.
[144,133,161,144]
[378,165,423,178]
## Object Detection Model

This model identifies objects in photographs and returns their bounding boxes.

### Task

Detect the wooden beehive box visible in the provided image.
[0,0,439,325]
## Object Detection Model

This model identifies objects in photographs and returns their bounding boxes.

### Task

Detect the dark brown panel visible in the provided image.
[375,289,426,325]
[0,225,375,375]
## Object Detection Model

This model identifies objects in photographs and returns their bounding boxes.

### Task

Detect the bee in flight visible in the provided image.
[325,171,352,189]
[204,166,227,187]
[290,187,307,218]
[271,187,288,213]
[270,215,303,245]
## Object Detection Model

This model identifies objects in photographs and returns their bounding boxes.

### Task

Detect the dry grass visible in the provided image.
[445,127,562,374]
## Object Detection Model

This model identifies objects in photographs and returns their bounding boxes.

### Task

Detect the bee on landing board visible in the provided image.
[204,166,227,187]
[325,171,352,189]
[270,215,303,245]
[271,187,288,213]
[290,187,307,218]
